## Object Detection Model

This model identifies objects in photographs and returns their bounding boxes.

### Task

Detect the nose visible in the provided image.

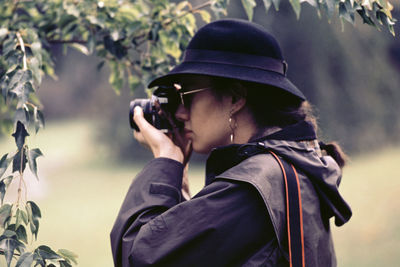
[175,104,189,122]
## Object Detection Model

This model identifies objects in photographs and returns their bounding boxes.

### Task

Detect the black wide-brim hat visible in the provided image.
[149,19,306,100]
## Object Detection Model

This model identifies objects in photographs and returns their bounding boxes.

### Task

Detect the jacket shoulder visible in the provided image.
[215,153,284,201]
[216,153,287,252]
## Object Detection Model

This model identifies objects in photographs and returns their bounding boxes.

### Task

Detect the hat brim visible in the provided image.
[148,62,306,100]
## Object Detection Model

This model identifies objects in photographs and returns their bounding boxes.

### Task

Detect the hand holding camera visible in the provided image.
[130,85,192,165]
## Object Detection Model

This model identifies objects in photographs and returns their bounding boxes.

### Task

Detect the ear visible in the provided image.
[230,96,246,115]
[229,84,247,114]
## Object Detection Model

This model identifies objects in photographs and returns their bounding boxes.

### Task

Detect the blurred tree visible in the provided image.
[0,0,397,266]
[249,1,400,153]
[103,0,400,160]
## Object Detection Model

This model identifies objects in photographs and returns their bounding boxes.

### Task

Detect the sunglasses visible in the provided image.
[177,86,211,108]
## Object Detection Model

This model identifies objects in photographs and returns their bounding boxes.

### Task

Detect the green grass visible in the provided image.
[333,147,400,267]
[0,120,205,267]
[0,120,399,266]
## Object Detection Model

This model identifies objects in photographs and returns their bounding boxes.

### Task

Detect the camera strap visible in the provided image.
[269,150,305,267]
[207,141,306,267]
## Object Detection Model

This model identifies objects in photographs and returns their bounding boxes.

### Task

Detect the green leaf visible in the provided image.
[29,56,42,84]
[108,61,124,94]
[70,43,90,56]
[64,2,80,17]
[27,148,43,180]
[2,34,16,56]
[0,154,12,179]
[60,260,73,267]
[301,0,317,8]
[103,36,127,59]
[14,108,30,126]
[8,70,32,98]
[262,0,273,13]
[30,41,42,60]
[15,209,28,230]
[87,15,105,28]
[241,0,256,21]
[0,231,24,267]
[211,0,230,18]
[12,146,28,174]
[45,258,63,267]
[35,245,61,260]
[159,31,182,60]
[197,10,211,23]
[0,176,13,205]
[289,0,301,19]
[357,6,376,26]
[1,74,10,102]
[181,13,196,37]
[339,1,355,24]
[271,0,281,10]
[389,23,395,37]
[33,255,46,266]
[323,0,337,19]
[59,14,77,30]
[377,10,395,31]
[5,49,23,67]
[0,28,8,42]
[7,223,28,244]
[176,0,190,11]
[0,203,12,227]
[27,201,41,219]
[34,107,45,133]
[26,201,41,239]
[2,230,16,238]
[15,252,34,267]
[148,22,161,42]
[12,82,34,108]
[57,249,78,265]
[15,225,28,244]
[12,121,29,150]
[128,74,140,92]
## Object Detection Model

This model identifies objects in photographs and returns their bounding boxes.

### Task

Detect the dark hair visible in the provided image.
[210,77,348,168]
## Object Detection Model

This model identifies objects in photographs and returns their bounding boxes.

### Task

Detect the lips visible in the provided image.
[183,129,193,137]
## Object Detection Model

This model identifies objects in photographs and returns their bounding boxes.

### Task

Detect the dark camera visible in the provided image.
[129,86,181,132]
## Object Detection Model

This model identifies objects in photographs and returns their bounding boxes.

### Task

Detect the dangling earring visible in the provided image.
[229,112,237,143]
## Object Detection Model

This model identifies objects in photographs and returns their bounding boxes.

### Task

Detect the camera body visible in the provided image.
[129,86,180,132]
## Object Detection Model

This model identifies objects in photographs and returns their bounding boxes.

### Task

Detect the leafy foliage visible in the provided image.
[243,0,396,35]
[0,0,396,266]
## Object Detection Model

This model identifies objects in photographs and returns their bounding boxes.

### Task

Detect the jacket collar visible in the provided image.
[205,121,316,185]
[251,120,316,142]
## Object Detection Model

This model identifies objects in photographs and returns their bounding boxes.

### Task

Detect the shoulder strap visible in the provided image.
[215,142,306,266]
[269,151,305,267]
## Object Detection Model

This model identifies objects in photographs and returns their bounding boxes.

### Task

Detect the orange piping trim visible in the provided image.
[270,151,292,267]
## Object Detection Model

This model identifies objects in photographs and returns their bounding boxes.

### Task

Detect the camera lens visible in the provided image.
[129,86,182,133]
[129,99,153,131]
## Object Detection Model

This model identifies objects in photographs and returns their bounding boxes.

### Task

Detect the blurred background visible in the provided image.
[1,0,399,266]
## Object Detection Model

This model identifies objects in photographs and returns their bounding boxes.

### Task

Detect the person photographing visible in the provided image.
[111,19,352,267]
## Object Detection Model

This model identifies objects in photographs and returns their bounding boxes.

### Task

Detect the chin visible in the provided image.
[192,142,213,154]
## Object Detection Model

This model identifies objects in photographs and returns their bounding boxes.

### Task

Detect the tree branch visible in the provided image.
[131,1,213,45]
[16,145,26,208]
[163,0,213,26]
[46,39,87,44]
[16,32,27,70]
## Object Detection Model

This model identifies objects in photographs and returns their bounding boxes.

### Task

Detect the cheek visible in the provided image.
[190,103,230,153]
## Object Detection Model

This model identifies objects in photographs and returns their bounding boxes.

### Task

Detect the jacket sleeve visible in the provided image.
[110,157,276,267]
